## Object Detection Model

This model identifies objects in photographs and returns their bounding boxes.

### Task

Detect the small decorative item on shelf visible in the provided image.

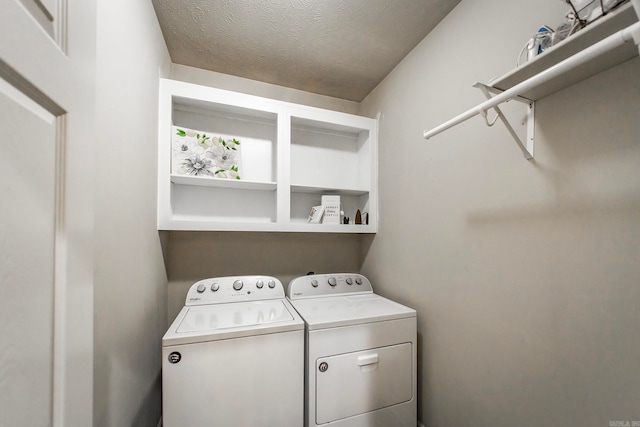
[172,126,241,180]
[320,195,341,224]
[354,210,362,225]
[307,206,324,224]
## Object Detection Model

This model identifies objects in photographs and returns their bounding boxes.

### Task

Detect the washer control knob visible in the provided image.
[256,280,264,289]
[233,280,244,291]
[355,277,363,285]
[346,277,353,285]
[328,277,337,287]
[268,280,276,289]
[196,284,206,293]
[210,282,220,292]
[311,279,318,288]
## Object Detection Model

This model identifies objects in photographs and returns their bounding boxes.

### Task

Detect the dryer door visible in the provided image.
[315,343,413,424]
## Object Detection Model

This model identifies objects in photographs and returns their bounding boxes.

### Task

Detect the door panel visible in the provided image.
[12,0,65,51]
[0,77,58,427]
[315,343,413,424]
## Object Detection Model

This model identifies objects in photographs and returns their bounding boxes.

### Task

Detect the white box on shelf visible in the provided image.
[321,195,341,224]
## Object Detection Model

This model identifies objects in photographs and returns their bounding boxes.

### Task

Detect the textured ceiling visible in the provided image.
[152,0,461,102]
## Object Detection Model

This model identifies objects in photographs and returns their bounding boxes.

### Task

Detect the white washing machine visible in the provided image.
[287,273,417,427]
[162,275,304,427]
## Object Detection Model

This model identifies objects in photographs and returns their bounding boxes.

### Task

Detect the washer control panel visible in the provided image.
[287,273,373,300]
[186,275,284,306]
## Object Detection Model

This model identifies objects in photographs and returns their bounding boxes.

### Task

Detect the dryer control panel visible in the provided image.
[287,273,373,300]
[185,275,284,306]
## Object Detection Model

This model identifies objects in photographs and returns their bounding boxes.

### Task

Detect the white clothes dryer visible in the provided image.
[162,275,304,427]
[287,273,417,427]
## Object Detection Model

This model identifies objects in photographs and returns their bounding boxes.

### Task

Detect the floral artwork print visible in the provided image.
[172,126,241,180]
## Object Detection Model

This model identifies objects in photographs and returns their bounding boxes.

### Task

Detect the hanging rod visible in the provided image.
[423,19,640,140]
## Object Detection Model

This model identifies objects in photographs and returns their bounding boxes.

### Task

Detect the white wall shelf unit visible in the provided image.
[157,78,378,233]
[423,1,640,159]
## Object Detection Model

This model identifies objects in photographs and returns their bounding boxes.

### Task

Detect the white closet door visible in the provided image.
[0,78,57,427]
[0,1,95,426]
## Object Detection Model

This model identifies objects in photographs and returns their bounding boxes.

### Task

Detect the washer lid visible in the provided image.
[178,299,294,332]
[288,293,416,330]
[163,299,303,346]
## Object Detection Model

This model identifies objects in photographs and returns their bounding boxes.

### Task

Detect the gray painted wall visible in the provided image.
[360,0,640,426]
[94,1,171,426]
[164,231,362,321]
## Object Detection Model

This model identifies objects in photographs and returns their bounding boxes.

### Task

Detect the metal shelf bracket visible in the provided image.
[473,82,535,160]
